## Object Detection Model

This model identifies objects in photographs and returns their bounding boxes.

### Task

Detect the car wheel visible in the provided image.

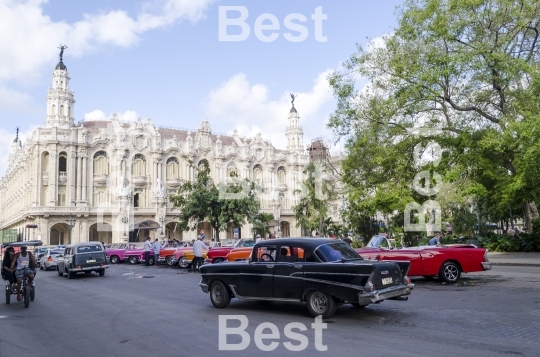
[210,281,231,308]
[128,256,138,265]
[40,265,44,270]
[99,269,105,277]
[110,255,119,264]
[5,287,10,304]
[67,272,75,279]
[440,261,461,283]
[306,291,337,319]
[213,258,224,264]
[57,267,63,277]
[350,303,366,308]
[149,257,155,265]
[179,257,189,268]
[165,256,175,266]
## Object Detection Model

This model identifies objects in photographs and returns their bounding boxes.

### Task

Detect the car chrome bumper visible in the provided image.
[358,283,414,305]
[199,283,209,293]
[481,262,492,270]
[68,265,110,272]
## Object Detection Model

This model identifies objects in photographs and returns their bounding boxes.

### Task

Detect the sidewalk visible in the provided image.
[487,252,540,267]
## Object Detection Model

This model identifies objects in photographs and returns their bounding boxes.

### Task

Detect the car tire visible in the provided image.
[5,287,10,304]
[213,258,224,264]
[179,257,189,268]
[110,256,119,264]
[350,303,366,308]
[128,256,138,265]
[40,265,44,271]
[439,261,461,283]
[210,281,231,308]
[165,256,175,266]
[67,271,75,279]
[57,267,63,277]
[306,291,337,319]
[149,257,155,265]
[99,269,105,277]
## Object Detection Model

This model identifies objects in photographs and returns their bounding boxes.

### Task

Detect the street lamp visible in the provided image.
[65,215,76,245]
[159,215,165,236]
[121,216,129,237]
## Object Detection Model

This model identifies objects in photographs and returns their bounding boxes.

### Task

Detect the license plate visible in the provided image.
[87,259,96,263]
[382,277,393,285]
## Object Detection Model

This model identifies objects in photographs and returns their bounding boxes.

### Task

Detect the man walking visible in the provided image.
[144,236,153,266]
[153,239,162,266]
[192,235,208,272]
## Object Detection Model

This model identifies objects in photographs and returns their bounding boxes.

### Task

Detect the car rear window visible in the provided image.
[316,242,363,262]
[50,250,63,255]
[77,245,103,254]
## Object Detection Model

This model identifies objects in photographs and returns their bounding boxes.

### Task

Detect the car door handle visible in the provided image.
[266,264,274,268]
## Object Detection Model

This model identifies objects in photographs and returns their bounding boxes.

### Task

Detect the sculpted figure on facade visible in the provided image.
[116,176,130,197]
[153,178,165,198]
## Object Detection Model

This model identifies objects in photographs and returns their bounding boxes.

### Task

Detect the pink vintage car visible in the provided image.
[105,243,129,264]
[122,243,155,265]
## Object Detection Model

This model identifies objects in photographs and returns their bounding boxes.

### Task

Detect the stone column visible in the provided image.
[76,154,82,202]
[81,153,88,203]
[33,147,41,206]
[69,149,77,205]
[49,152,57,206]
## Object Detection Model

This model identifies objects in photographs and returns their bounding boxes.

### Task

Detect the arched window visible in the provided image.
[253,164,263,182]
[277,166,286,185]
[58,154,67,172]
[52,105,57,116]
[227,163,238,177]
[132,154,147,176]
[93,151,109,175]
[60,105,65,116]
[166,157,180,179]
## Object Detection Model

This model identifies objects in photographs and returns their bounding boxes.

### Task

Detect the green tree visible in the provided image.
[329,0,540,232]
[293,162,339,235]
[250,213,274,237]
[170,160,260,241]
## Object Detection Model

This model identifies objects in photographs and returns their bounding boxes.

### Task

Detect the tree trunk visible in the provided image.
[522,202,537,234]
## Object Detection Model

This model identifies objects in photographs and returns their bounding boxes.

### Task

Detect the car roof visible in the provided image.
[255,238,339,250]
[66,242,104,248]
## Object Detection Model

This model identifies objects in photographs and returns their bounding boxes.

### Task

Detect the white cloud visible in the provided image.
[0,86,36,111]
[0,0,214,84]
[205,70,334,150]
[84,109,139,122]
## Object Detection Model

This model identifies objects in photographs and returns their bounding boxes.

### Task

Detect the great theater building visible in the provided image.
[0,58,343,245]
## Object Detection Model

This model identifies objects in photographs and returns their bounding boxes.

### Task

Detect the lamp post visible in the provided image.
[159,215,165,236]
[121,216,129,237]
[65,215,76,245]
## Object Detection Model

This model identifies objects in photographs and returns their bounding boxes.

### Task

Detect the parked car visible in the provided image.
[159,241,192,266]
[39,249,65,270]
[179,250,208,268]
[205,238,256,264]
[56,242,109,278]
[106,244,129,264]
[36,245,66,266]
[123,243,155,265]
[226,247,253,262]
[356,235,492,283]
[200,238,414,318]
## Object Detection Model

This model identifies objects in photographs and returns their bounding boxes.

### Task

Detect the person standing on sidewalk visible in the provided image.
[144,237,153,266]
[192,235,208,272]
[153,239,162,266]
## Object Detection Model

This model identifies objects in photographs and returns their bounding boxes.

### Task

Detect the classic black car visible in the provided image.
[199,238,414,318]
[56,242,109,279]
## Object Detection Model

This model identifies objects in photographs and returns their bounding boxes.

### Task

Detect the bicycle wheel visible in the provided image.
[23,281,30,308]
[30,284,35,301]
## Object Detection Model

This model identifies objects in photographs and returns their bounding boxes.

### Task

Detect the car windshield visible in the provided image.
[233,239,255,248]
[109,243,126,249]
[76,245,103,254]
[316,242,363,262]
[366,236,389,248]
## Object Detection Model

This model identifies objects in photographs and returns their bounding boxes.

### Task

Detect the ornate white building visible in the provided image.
[0,57,343,245]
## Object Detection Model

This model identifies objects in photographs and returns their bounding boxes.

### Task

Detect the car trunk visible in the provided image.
[75,252,106,266]
[369,261,407,290]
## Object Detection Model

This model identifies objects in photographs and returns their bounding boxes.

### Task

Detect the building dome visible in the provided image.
[55,61,67,70]
[290,104,297,113]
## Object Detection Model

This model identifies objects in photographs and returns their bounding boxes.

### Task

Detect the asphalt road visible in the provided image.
[1,264,539,357]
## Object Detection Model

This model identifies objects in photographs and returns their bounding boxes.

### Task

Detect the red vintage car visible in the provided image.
[356,236,492,283]
[205,238,256,264]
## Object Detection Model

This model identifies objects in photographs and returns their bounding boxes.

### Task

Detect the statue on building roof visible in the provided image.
[58,44,67,62]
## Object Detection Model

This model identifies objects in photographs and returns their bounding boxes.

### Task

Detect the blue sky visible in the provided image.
[0,0,403,173]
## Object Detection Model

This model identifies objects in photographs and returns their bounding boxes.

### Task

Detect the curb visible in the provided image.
[491,262,540,267]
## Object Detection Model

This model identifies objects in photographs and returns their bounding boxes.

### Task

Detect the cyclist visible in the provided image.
[9,245,37,302]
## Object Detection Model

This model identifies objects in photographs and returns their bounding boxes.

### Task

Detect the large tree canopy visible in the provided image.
[329,0,540,233]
